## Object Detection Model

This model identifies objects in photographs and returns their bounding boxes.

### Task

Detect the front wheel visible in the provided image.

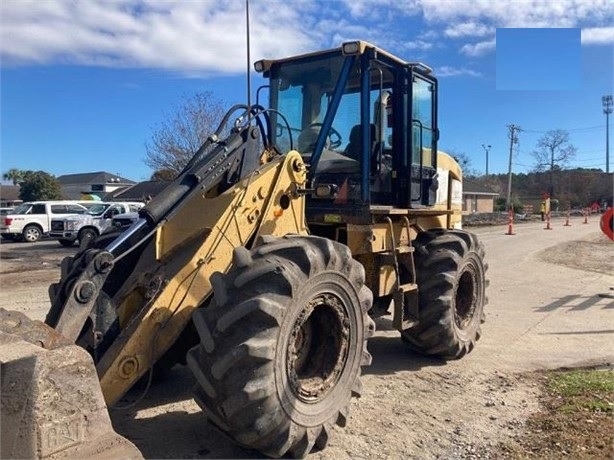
[187,235,374,458]
[401,229,488,359]
[78,227,98,247]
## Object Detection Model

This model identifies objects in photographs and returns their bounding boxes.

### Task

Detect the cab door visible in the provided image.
[408,72,438,207]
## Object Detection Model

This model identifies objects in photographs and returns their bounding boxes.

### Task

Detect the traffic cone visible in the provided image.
[505,209,515,235]
[564,208,571,226]
[544,211,552,230]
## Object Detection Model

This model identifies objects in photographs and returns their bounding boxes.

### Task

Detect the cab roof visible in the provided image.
[254,40,432,75]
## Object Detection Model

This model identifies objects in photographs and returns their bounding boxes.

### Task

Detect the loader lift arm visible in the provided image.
[45,105,308,405]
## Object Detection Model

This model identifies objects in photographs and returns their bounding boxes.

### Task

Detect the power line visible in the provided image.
[522,124,608,134]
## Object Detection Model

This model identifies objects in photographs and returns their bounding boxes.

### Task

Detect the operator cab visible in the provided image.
[255,41,439,224]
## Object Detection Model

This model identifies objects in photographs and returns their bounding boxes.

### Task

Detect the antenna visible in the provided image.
[245,0,252,111]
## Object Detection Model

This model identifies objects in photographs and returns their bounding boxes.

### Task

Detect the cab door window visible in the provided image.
[412,76,435,168]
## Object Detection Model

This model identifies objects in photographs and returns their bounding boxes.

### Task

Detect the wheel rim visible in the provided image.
[81,230,96,243]
[25,228,39,241]
[287,293,350,403]
[455,265,478,329]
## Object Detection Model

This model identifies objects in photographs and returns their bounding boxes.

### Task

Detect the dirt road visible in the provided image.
[1,216,612,458]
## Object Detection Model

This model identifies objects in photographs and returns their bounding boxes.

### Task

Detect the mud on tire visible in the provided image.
[187,235,375,458]
[401,229,488,359]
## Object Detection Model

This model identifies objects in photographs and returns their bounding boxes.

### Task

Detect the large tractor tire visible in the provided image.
[187,235,374,458]
[401,229,488,359]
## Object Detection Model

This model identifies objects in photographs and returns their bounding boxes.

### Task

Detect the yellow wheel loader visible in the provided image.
[0,41,487,458]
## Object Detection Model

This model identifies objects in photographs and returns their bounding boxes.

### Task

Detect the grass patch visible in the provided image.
[497,367,614,458]
[548,369,614,414]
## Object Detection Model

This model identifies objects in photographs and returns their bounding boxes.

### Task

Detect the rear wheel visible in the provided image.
[22,225,42,242]
[187,235,374,458]
[401,229,488,359]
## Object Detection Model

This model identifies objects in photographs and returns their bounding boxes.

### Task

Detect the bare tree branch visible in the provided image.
[531,130,577,197]
[144,92,226,178]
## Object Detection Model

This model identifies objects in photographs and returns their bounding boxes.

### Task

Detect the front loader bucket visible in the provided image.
[0,309,141,459]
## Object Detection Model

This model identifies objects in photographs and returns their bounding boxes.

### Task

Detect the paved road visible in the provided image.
[464,218,614,372]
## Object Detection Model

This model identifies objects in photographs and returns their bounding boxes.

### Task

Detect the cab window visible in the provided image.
[31,204,46,214]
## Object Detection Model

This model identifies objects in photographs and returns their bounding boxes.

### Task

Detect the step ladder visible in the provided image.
[383,217,419,331]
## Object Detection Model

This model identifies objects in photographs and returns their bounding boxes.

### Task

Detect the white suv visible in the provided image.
[0,201,91,242]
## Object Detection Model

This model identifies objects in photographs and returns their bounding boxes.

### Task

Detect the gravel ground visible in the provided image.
[1,216,612,458]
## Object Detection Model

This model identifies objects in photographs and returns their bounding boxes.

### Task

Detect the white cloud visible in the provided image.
[581,27,614,44]
[0,0,611,73]
[418,0,613,28]
[0,0,319,73]
[422,0,612,56]
[445,22,493,38]
[341,0,422,19]
[460,39,496,57]
[405,40,433,51]
[437,66,482,78]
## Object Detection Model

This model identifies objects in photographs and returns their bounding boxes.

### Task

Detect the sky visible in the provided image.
[1,0,613,183]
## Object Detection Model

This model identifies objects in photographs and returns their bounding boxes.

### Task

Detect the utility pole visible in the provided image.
[506,125,521,211]
[603,95,612,173]
[482,144,491,176]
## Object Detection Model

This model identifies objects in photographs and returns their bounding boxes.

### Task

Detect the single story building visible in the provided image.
[462,178,499,214]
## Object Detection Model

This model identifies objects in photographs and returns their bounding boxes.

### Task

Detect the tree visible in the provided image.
[19,171,62,201]
[447,149,478,177]
[150,169,176,182]
[531,130,577,198]
[2,168,25,185]
[144,91,226,178]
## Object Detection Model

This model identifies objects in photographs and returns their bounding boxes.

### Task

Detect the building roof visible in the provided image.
[462,178,499,196]
[57,171,136,185]
[103,180,170,202]
[0,185,21,201]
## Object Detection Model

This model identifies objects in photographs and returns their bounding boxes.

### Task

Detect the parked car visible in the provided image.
[0,201,91,242]
[49,202,144,247]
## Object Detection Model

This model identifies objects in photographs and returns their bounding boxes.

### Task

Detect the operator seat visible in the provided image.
[344,124,376,161]
[297,125,320,153]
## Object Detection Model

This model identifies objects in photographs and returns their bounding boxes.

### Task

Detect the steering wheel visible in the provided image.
[306,122,343,150]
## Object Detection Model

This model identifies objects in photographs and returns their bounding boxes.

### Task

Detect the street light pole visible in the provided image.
[482,144,491,176]
[603,95,613,174]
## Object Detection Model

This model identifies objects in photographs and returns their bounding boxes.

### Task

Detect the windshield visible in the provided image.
[269,51,398,177]
[86,204,111,216]
[270,52,360,155]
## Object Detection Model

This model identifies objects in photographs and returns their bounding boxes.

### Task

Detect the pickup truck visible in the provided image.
[0,201,92,242]
[49,202,144,247]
